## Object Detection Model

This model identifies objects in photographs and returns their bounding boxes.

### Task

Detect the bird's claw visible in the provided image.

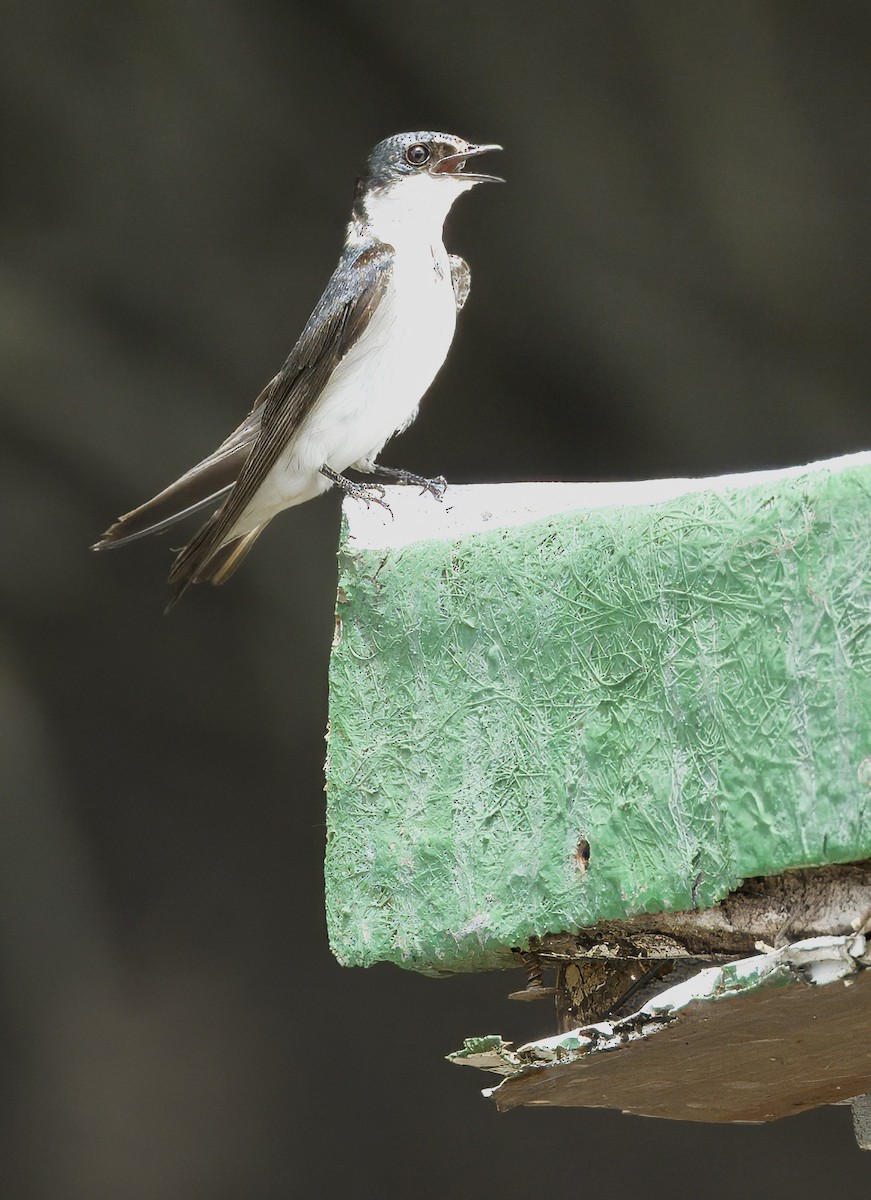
[346,480,392,514]
[321,465,392,514]
[372,467,448,501]
[422,474,448,501]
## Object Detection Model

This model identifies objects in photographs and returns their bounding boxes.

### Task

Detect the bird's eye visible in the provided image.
[405,143,430,166]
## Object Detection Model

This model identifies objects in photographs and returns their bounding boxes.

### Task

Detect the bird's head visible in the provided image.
[352,131,502,245]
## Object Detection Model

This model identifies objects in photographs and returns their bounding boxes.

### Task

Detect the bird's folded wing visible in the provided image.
[179,244,393,553]
[449,255,470,311]
[166,241,395,582]
[95,242,393,553]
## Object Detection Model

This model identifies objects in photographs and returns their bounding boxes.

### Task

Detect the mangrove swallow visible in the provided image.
[92,131,502,607]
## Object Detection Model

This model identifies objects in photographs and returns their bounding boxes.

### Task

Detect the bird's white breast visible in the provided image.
[310,242,458,468]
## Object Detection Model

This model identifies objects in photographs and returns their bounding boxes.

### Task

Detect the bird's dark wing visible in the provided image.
[92,391,269,549]
[449,254,471,311]
[166,241,395,598]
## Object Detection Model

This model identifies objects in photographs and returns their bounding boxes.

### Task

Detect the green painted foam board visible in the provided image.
[325,452,871,974]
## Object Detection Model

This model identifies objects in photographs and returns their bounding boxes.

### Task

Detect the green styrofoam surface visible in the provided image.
[325,462,871,974]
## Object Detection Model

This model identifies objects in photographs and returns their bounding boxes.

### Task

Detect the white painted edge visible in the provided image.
[343,450,871,552]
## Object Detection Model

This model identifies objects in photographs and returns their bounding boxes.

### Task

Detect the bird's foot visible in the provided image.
[368,465,448,501]
[321,466,392,513]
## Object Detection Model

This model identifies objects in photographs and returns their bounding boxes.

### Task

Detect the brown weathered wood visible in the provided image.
[493,957,871,1120]
[555,960,633,1029]
[539,862,871,963]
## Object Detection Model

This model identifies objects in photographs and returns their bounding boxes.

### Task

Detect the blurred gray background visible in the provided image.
[2,1,870,1196]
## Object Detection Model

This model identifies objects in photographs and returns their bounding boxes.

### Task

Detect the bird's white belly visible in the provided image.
[234,246,457,532]
[308,250,457,468]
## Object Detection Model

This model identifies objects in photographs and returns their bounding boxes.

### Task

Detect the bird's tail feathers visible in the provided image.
[91,409,264,552]
[164,521,266,613]
[92,481,234,551]
[203,527,266,586]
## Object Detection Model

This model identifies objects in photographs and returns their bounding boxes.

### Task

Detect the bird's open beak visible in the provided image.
[433,143,504,183]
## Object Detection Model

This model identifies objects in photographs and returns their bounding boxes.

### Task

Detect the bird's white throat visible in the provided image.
[355,172,477,253]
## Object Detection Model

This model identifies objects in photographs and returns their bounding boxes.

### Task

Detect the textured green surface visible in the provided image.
[325,462,871,974]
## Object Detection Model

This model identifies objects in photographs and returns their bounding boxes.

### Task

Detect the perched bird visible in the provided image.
[92,131,502,607]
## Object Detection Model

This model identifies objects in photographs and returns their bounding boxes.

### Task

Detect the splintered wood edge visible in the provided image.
[343,450,871,551]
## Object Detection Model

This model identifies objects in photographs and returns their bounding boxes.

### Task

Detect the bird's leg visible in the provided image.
[361,463,448,502]
[320,465,392,513]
